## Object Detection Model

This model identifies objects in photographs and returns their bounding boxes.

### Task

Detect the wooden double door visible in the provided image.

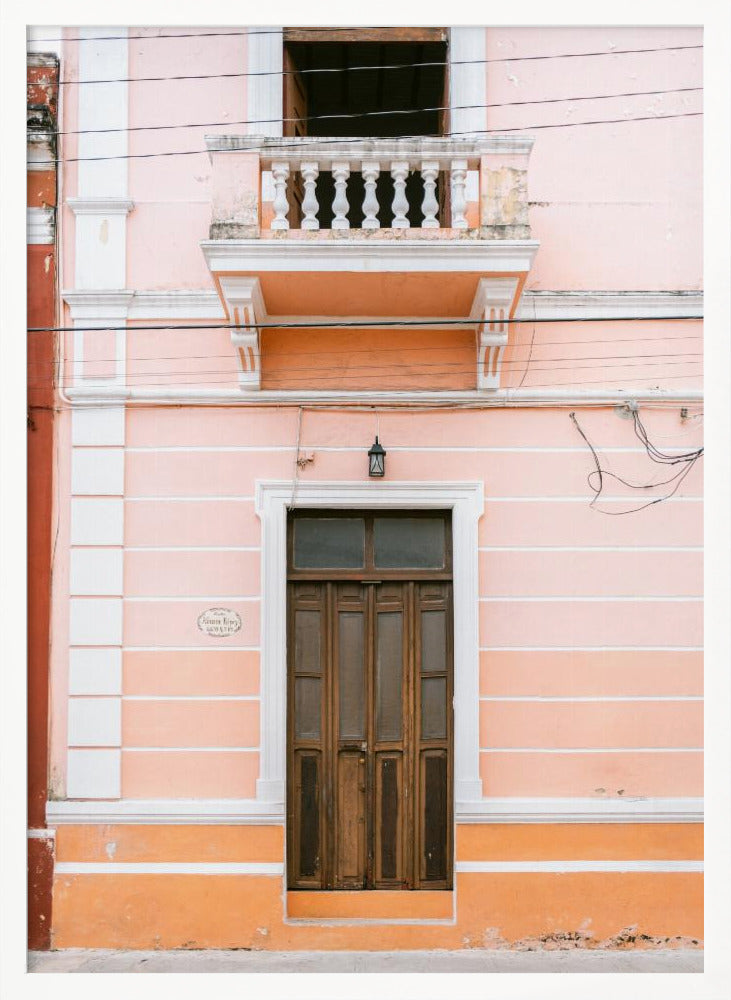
[287,512,453,891]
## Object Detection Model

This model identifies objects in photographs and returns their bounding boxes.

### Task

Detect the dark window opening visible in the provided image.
[283,37,449,229]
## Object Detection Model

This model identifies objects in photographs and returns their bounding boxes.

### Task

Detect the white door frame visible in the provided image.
[255,480,485,819]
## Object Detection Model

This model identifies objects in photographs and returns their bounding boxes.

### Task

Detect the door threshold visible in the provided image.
[286,889,454,921]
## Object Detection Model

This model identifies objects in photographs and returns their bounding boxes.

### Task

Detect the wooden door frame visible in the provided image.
[286,514,454,890]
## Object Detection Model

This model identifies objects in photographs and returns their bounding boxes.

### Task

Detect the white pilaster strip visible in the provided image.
[69,649,122,696]
[450,27,488,136]
[246,27,283,138]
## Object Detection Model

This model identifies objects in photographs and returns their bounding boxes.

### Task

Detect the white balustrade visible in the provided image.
[390,160,410,228]
[420,160,439,229]
[331,161,350,230]
[300,161,319,230]
[361,160,380,229]
[208,134,534,235]
[450,158,468,230]
[270,160,290,231]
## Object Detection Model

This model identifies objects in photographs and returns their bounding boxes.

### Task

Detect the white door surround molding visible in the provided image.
[254,480,485,817]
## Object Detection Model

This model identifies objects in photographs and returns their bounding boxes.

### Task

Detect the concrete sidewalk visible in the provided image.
[28,948,703,973]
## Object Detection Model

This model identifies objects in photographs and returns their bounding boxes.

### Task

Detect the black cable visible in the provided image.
[28,357,704,388]
[36,44,703,86]
[29,366,702,391]
[569,410,703,515]
[28,27,418,43]
[46,87,702,136]
[33,113,703,166]
[28,315,703,333]
[25,333,705,372]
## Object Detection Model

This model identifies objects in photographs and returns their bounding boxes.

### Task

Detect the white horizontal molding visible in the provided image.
[63,289,134,320]
[207,134,535,163]
[55,862,283,875]
[455,796,703,823]
[28,827,56,839]
[201,239,540,275]
[66,198,134,216]
[64,386,704,406]
[455,860,703,873]
[27,133,55,171]
[27,207,55,244]
[115,290,703,322]
[518,290,703,320]
[47,798,285,825]
[129,290,225,320]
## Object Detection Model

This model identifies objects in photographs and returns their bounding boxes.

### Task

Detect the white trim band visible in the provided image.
[455,860,703,873]
[47,798,285,825]
[455,796,703,823]
[27,207,55,244]
[55,862,283,875]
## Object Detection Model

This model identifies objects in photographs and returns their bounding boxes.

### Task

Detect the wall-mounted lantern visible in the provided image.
[368,436,386,477]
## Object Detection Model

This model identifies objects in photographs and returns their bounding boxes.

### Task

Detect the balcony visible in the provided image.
[201,135,540,393]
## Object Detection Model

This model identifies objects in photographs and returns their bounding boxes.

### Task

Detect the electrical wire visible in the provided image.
[32,114,703,166]
[28,315,703,333]
[27,357,704,390]
[46,87,702,136]
[28,27,428,43]
[569,409,703,514]
[28,362,702,391]
[25,333,703,372]
[35,44,703,86]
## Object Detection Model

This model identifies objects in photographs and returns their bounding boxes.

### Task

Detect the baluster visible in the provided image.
[271,160,290,231]
[361,160,380,230]
[331,161,350,230]
[450,158,468,230]
[300,161,320,231]
[391,160,410,228]
[420,160,439,229]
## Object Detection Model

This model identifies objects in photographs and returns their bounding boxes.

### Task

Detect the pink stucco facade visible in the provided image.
[42,25,702,949]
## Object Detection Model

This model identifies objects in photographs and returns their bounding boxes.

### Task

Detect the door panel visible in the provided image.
[288,528,452,891]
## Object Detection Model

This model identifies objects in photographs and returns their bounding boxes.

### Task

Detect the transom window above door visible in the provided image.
[289,510,452,578]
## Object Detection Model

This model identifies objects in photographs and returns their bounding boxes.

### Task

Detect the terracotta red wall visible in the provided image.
[27,53,58,951]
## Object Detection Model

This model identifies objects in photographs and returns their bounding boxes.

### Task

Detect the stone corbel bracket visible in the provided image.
[470,277,522,391]
[218,276,267,390]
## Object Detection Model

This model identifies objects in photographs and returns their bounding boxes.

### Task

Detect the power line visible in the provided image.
[31,354,703,378]
[28,315,703,333]
[34,114,703,165]
[570,409,702,514]
[46,87,702,136]
[30,370,703,392]
[37,44,703,86]
[27,27,415,43]
[28,353,705,381]
[25,333,705,369]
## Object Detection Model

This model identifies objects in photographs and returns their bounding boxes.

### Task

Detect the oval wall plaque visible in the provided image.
[197,607,242,637]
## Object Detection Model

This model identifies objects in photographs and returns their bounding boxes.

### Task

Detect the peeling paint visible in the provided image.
[465,925,703,951]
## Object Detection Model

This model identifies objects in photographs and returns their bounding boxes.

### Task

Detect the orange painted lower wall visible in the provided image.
[50,823,703,950]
